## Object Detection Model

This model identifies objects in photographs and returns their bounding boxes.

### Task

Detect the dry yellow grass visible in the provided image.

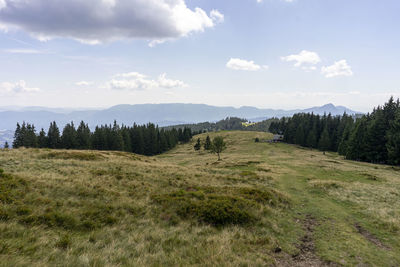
[1,130,399,266]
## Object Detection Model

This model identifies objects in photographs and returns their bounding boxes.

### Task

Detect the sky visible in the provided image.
[0,0,399,112]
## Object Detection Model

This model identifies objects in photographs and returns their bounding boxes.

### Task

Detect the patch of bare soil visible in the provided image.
[355,223,390,250]
[274,215,335,267]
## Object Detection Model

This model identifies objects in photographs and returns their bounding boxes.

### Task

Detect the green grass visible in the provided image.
[0,131,400,266]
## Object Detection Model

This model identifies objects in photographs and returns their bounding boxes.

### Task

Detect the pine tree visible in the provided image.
[318,126,331,153]
[121,126,132,152]
[365,109,387,163]
[47,121,61,149]
[204,135,212,150]
[12,123,22,148]
[130,124,145,154]
[109,121,124,151]
[76,121,91,149]
[338,121,352,156]
[61,122,77,149]
[4,142,9,149]
[306,123,318,148]
[346,117,368,161]
[194,138,201,152]
[295,124,306,146]
[38,128,48,148]
[386,110,400,165]
[24,123,38,148]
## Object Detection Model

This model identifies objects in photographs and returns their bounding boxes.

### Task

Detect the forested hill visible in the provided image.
[163,117,280,133]
[270,97,400,166]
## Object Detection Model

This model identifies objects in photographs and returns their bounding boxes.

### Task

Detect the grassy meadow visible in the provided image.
[1,131,399,266]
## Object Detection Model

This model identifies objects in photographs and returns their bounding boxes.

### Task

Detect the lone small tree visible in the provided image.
[211,136,226,161]
[4,142,9,149]
[194,138,201,152]
[204,135,212,150]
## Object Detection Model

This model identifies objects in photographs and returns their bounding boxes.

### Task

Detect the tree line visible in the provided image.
[269,97,400,165]
[12,120,195,156]
[165,117,278,133]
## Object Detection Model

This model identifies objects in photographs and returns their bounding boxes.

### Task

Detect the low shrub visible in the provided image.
[153,188,256,226]
[196,197,254,226]
[41,151,102,161]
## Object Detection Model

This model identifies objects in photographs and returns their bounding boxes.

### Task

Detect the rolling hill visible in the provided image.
[0,131,398,266]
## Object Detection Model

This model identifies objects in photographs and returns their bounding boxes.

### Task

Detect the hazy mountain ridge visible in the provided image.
[0,103,361,146]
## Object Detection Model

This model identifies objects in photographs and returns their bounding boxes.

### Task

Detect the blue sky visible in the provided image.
[0,0,399,112]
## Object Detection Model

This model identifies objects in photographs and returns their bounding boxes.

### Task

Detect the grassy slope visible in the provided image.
[0,131,399,266]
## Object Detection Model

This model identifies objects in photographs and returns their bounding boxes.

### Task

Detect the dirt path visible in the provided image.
[275,214,333,267]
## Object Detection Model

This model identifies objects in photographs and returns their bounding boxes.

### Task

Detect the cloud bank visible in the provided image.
[108,72,187,90]
[0,0,223,44]
[0,80,40,94]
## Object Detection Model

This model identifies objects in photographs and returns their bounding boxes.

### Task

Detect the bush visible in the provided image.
[41,151,101,161]
[196,198,253,226]
[153,189,256,226]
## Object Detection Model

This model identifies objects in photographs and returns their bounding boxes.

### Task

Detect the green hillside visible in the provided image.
[1,131,399,266]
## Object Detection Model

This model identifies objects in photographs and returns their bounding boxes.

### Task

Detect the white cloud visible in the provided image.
[3,48,45,54]
[0,0,6,10]
[0,0,223,45]
[0,80,40,94]
[108,72,187,91]
[75,81,94,86]
[281,50,321,67]
[157,73,187,88]
[226,58,263,71]
[210,10,224,23]
[321,60,353,78]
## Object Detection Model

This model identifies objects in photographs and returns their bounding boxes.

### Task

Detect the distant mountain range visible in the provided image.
[0,103,361,146]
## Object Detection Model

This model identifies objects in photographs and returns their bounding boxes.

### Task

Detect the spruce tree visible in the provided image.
[24,123,38,148]
[38,128,48,148]
[386,110,400,165]
[318,126,331,153]
[204,135,212,150]
[365,110,387,163]
[12,123,22,148]
[61,122,77,149]
[130,124,145,154]
[306,124,318,148]
[47,121,61,149]
[346,117,368,161]
[122,126,132,152]
[110,121,124,151]
[76,121,91,149]
[194,138,201,152]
